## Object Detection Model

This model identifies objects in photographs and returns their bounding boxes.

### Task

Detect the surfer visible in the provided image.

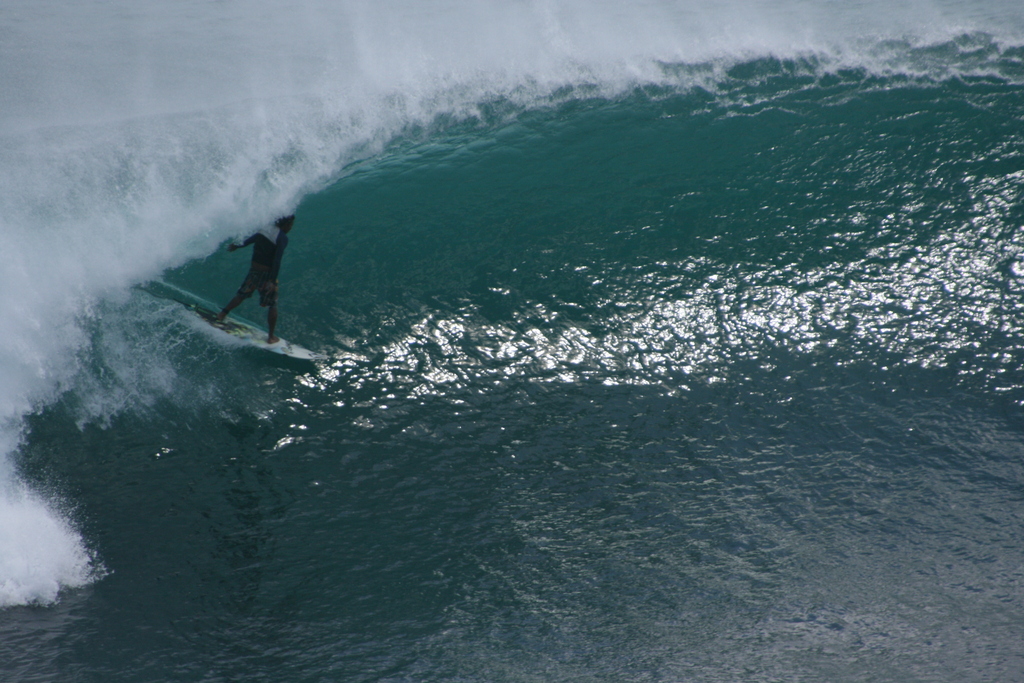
[217,214,294,343]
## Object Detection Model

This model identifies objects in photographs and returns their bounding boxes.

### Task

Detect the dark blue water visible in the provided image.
[3,18,1024,683]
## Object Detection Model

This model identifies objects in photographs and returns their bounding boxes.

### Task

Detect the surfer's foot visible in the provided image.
[216,311,227,322]
[268,335,280,344]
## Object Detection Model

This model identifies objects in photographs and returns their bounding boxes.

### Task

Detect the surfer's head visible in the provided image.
[275,214,296,232]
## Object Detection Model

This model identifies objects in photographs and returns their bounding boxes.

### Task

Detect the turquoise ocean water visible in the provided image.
[3,2,1024,681]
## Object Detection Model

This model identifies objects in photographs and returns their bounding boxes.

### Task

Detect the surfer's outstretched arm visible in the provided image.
[227,235,258,253]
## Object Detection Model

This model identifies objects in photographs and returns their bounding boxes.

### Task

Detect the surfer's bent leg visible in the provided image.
[259,281,280,343]
[218,268,262,321]
[217,294,245,321]
[267,306,279,344]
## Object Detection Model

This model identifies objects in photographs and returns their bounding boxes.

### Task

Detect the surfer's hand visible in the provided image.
[227,243,238,252]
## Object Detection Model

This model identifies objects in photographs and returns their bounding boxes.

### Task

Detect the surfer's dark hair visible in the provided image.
[275,214,295,228]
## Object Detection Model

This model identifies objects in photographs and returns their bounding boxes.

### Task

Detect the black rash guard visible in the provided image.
[241,229,289,280]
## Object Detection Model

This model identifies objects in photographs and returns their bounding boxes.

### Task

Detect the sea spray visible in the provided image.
[0,432,96,607]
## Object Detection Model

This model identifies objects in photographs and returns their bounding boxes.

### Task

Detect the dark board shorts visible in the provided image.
[237,267,278,308]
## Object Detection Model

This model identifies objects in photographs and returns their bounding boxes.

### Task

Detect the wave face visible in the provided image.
[3,1,1024,681]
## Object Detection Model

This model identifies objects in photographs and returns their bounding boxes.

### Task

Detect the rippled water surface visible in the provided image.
[3,5,1024,681]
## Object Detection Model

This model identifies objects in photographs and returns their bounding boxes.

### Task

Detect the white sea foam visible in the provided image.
[0,431,97,607]
[0,479,96,607]
[1,0,1022,607]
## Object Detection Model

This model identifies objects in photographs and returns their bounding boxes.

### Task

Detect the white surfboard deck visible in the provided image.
[188,303,327,361]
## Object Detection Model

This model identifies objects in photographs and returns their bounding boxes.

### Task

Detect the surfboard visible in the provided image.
[139,283,327,361]
[187,303,327,361]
